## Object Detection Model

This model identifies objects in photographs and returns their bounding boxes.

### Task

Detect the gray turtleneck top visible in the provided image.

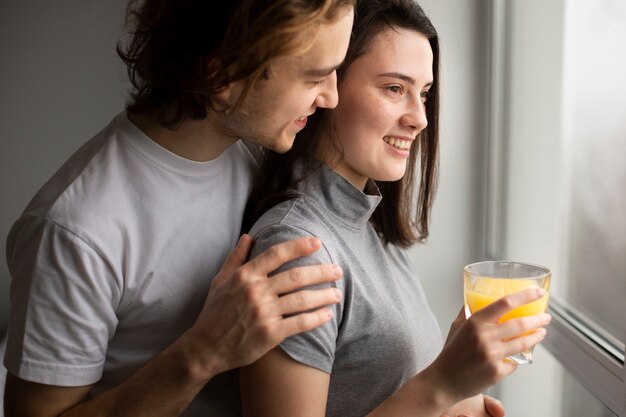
[249,163,443,417]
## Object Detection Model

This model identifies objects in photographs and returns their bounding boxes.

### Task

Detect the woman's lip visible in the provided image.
[384,135,415,143]
[384,139,411,157]
[383,136,414,151]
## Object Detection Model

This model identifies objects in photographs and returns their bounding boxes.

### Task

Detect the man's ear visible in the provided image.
[213,80,245,114]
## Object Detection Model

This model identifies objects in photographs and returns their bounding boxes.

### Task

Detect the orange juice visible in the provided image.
[464,276,550,323]
[463,261,551,364]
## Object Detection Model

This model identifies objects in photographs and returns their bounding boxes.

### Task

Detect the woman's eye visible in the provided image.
[420,91,429,103]
[387,85,402,94]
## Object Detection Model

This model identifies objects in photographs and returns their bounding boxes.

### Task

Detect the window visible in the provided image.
[484,0,626,415]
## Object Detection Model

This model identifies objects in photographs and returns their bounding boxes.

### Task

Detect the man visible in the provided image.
[3,0,354,415]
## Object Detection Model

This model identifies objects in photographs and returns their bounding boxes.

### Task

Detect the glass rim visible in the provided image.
[464,260,551,277]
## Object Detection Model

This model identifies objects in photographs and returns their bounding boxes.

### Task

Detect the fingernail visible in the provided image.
[333,265,343,278]
[324,308,333,319]
[333,288,343,300]
[238,234,247,245]
[539,328,547,338]
[309,238,321,248]
[536,288,546,297]
[543,313,552,323]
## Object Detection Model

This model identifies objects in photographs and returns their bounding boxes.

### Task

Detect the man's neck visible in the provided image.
[128,113,237,162]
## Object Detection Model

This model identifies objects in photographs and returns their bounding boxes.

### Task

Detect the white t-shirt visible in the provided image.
[4,113,258,412]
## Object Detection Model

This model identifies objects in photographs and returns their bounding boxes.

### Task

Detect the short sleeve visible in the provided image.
[4,216,121,386]
[250,223,342,374]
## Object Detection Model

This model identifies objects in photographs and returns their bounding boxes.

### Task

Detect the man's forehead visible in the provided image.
[270,52,338,78]
[291,45,345,77]
[269,8,353,78]
[303,62,343,77]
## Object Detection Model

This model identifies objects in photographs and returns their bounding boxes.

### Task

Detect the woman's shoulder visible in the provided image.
[248,197,334,262]
[250,196,321,237]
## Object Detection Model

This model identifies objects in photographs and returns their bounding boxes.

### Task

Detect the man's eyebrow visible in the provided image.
[304,62,343,77]
[378,72,434,88]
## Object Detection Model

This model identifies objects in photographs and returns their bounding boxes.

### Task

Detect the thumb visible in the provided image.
[484,394,505,417]
[212,234,252,286]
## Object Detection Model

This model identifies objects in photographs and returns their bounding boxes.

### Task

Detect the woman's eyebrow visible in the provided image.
[378,72,433,88]
[378,72,415,84]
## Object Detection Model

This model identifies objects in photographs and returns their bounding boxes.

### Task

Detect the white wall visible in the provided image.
[0,1,129,333]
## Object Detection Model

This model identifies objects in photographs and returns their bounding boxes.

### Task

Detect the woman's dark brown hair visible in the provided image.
[244,0,440,247]
[117,0,355,128]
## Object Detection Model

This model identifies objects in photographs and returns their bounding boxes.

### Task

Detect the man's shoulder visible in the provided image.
[21,118,122,219]
[11,114,148,245]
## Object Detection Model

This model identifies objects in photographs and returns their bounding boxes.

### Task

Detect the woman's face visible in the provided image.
[322,27,434,190]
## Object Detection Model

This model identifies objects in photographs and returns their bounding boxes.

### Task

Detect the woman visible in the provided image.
[241,0,551,416]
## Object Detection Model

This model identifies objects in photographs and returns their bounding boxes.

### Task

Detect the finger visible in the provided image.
[270,264,343,294]
[502,328,547,357]
[500,359,519,377]
[277,308,334,340]
[498,313,551,341]
[247,237,322,275]
[483,394,505,417]
[277,288,342,315]
[475,288,546,322]
[212,234,253,286]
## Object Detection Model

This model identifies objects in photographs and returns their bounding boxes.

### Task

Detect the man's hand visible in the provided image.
[181,234,343,378]
[441,394,505,417]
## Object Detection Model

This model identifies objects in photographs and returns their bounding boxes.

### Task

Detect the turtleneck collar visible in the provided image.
[295,161,382,229]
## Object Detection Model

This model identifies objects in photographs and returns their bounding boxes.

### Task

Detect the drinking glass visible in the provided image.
[463,261,551,364]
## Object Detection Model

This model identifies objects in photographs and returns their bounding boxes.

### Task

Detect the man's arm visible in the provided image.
[4,235,343,417]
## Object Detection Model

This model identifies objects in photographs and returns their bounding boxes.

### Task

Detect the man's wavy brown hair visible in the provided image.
[117,0,355,128]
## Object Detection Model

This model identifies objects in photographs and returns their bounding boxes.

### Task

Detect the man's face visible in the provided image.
[221,7,354,153]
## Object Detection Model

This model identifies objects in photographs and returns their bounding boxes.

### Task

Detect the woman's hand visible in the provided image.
[441,394,505,417]
[425,288,552,404]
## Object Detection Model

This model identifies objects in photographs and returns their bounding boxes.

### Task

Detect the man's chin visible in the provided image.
[266,136,295,154]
